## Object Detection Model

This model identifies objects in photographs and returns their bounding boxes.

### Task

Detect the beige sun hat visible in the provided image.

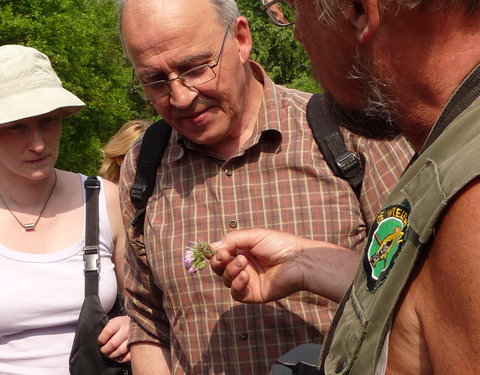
[0,45,85,125]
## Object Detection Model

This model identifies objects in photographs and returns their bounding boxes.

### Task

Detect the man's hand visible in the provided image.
[209,228,358,303]
[98,315,131,363]
[209,228,312,303]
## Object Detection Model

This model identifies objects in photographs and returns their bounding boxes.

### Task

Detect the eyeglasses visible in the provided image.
[260,0,295,27]
[130,28,230,101]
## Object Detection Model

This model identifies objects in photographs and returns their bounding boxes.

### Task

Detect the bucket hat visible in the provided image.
[0,45,85,125]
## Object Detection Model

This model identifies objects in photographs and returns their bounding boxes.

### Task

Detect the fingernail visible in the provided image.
[235,257,243,267]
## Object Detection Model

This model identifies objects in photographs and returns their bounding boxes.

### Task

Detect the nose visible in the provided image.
[28,126,46,153]
[168,79,199,109]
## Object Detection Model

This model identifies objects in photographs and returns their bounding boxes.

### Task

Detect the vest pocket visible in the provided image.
[323,284,368,374]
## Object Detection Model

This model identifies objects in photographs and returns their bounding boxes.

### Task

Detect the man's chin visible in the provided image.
[322,93,403,140]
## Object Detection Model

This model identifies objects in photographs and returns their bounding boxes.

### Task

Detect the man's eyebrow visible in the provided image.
[176,50,216,69]
[137,49,216,81]
[138,70,167,81]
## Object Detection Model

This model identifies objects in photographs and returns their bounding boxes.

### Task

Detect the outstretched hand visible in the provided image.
[209,228,317,303]
[209,228,360,304]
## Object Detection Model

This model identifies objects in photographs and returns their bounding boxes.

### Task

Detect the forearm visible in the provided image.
[298,245,360,303]
[210,229,362,304]
[130,342,171,374]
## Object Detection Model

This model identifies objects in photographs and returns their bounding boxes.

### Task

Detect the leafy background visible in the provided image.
[0,0,319,175]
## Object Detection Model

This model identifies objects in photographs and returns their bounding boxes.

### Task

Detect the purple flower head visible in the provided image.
[184,240,214,274]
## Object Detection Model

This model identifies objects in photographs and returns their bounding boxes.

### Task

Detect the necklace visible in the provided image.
[0,171,58,231]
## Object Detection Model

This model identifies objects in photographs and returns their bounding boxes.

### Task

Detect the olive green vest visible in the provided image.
[319,69,480,375]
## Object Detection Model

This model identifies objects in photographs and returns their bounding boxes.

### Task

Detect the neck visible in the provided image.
[381,7,480,151]
[0,170,58,209]
[0,170,58,231]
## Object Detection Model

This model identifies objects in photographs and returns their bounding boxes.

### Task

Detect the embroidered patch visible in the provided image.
[363,203,410,291]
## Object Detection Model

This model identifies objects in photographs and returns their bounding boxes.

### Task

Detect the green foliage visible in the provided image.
[0,0,154,175]
[237,0,320,92]
[0,1,318,174]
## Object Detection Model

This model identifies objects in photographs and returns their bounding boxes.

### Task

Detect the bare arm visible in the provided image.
[414,179,480,373]
[209,228,360,304]
[130,342,172,374]
[103,179,127,293]
[99,178,130,362]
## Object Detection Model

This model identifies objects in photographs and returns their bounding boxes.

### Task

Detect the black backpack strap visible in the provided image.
[83,176,101,297]
[130,119,172,231]
[306,93,364,198]
[71,176,131,375]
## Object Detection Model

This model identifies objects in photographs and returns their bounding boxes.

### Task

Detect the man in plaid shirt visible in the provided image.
[118,0,413,374]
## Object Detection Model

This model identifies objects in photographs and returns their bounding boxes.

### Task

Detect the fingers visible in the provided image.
[209,248,234,277]
[210,228,269,255]
[230,270,253,302]
[223,255,248,286]
[214,252,256,303]
[209,228,269,276]
[107,340,130,363]
[209,247,254,302]
[210,249,247,286]
[99,316,131,361]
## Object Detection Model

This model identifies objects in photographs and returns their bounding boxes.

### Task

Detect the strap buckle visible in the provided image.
[335,151,361,177]
[83,245,100,272]
[130,183,148,208]
[84,177,101,189]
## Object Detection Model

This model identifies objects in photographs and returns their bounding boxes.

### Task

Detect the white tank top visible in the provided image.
[0,175,118,375]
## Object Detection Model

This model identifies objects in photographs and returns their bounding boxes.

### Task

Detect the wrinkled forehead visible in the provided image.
[121,0,221,40]
[121,0,224,64]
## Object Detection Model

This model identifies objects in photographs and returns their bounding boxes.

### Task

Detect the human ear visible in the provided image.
[344,0,380,43]
[233,16,253,64]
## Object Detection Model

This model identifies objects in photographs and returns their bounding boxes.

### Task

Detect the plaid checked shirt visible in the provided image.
[119,62,413,375]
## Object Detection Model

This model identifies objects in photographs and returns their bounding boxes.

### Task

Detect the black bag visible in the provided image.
[69,177,131,375]
[270,343,322,375]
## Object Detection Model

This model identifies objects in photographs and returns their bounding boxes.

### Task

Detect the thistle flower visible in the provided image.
[184,240,214,274]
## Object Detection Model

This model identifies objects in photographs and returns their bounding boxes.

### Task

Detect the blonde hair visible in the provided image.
[99,119,152,183]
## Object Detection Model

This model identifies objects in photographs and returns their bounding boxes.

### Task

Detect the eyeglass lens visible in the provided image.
[131,29,228,101]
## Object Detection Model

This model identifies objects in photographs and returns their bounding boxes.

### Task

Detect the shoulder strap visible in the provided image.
[83,176,101,297]
[130,119,172,231]
[306,93,364,198]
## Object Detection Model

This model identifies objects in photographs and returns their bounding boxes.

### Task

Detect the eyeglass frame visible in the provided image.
[260,0,295,27]
[130,27,230,101]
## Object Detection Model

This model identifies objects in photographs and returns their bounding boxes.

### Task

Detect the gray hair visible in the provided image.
[315,0,480,27]
[117,0,240,45]
[209,0,241,31]
[347,48,398,129]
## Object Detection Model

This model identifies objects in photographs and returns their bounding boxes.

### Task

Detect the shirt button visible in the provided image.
[335,356,347,373]
[224,168,232,176]
[229,220,237,228]
[239,332,248,340]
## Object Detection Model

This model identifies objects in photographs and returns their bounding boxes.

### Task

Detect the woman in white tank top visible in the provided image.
[0,45,130,374]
